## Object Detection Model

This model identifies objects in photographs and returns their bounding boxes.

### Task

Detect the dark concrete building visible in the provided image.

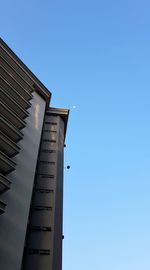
[0,38,69,270]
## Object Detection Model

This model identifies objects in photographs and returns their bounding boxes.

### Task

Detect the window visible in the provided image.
[29,249,50,255]
[43,139,56,143]
[40,161,55,165]
[39,174,54,179]
[36,188,54,194]
[31,226,52,231]
[45,122,57,125]
[44,130,57,133]
[33,206,52,211]
[41,149,56,153]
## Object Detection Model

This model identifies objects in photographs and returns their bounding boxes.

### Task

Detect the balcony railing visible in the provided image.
[0,200,6,215]
[0,116,23,142]
[0,87,29,119]
[0,66,32,101]
[0,173,11,193]
[0,99,26,130]
[0,55,34,94]
[0,76,31,110]
[0,131,20,157]
[0,151,16,175]
[0,46,36,90]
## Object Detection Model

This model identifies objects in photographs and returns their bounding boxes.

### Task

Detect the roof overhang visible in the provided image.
[46,107,69,139]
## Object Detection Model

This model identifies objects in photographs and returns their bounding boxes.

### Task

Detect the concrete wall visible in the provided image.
[0,92,46,270]
[22,114,65,270]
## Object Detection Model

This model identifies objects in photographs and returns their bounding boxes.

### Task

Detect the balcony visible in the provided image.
[0,46,35,91]
[0,151,16,175]
[0,56,34,94]
[0,76,31,110]
[0,87,29,119]
[0,116,23,142]
[0,200,6,215]
[0,99,26,130]
[0,66,32,101]
[0,173,11,193]
[0,131,20,157]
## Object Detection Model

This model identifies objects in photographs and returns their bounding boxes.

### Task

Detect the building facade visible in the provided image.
[0,38,69,270]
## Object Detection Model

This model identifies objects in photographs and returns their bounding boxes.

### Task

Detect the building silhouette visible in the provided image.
[0,38,69,270]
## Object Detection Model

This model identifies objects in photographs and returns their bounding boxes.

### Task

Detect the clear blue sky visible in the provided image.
[1,1,150,269]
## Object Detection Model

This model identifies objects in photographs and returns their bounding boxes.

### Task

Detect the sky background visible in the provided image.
[1,1,150,269]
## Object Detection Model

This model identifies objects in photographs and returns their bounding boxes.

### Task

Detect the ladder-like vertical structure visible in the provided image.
[22,108,69,270]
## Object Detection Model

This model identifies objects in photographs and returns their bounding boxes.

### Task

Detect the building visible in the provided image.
[0,38,69,270]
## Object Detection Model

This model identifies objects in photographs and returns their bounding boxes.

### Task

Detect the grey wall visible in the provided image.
[22,114,65,270]
[0,92,46,270]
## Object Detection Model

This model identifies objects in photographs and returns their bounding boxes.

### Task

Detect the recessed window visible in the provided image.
[45,122,57,125]
[43,139,56,143]
[41,149,56,153]
[39,174,54,179]
[36,188,54,194]
[31,226,52,231]
[33,206,52,211]
[29,249,50,255]
[40,161,55,165]
[44,130,57,133]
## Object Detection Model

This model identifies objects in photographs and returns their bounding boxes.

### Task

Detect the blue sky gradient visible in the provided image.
[1,1,150,269]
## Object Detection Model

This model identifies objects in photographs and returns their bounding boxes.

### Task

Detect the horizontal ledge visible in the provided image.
[0,150,16,174]
[0,54,34,94]
[0,39,51,104]
[0,75,31,109]
[0,115,24,142]
[0,66,33,101]
[0,87,29,119]
[0,200,6,215]
[0,131,20,157]
[0,173,11,193]
[0,99,26,129]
